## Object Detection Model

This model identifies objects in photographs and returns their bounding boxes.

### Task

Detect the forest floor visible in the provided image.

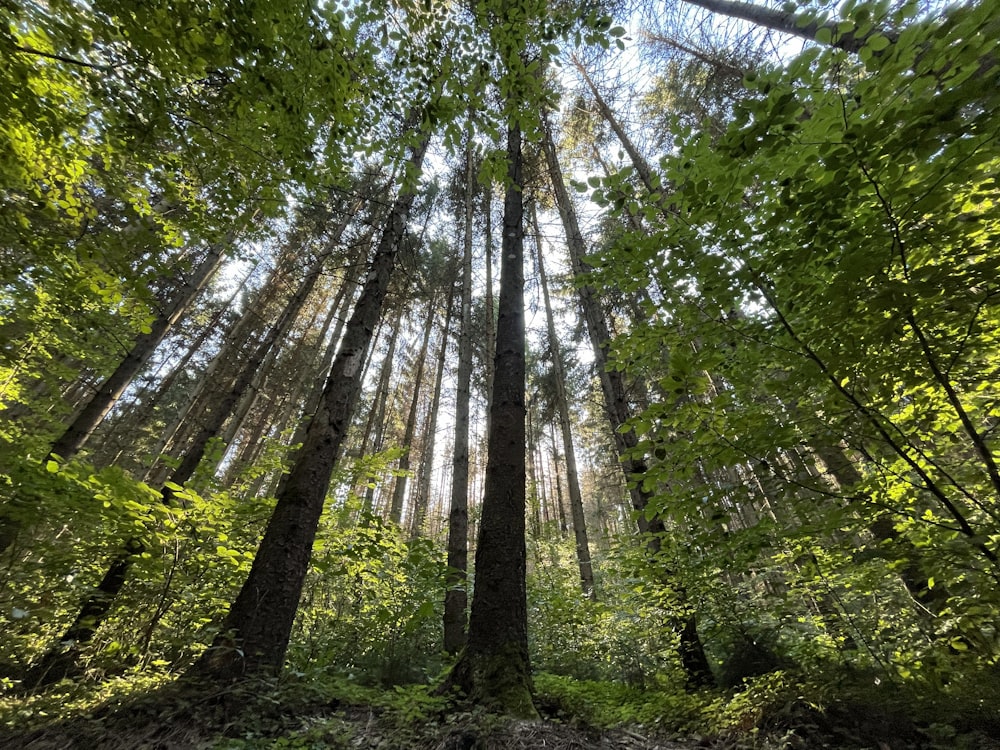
[0,705,893,750]
[4,705,1000,750]
[2,675,999,750]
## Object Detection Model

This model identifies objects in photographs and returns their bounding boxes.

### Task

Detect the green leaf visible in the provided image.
[866,33,891,51]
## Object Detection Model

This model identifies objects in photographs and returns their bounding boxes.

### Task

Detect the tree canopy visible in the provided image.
[1,0,999,747]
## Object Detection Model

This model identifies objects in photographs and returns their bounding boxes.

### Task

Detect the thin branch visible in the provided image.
[13,43,112,72]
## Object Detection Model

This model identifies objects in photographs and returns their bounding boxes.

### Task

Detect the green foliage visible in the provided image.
[528,538,687,685]
[0,668,173,733]
[587,0,1000,694]
[0,442,259,674]
[289,505,447,686]
[535,672,707,731]
[2,0,1000,746]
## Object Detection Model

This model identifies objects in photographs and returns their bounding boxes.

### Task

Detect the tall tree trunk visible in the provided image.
[234,295,334,488]
[411,292,454,539]
[93,262,260,472]
[185,134,431,681]
[24,232,339,690]
[444,147,476,656]
[677,0,887,53]
[540,113,714,687]
[264,272,359,499]
[526,400,543,540]
[389,297,436,526]
[483,183,496,438]
[358,313,402,516]
[280,255,363,464]
[0,240,235,557]
[166,242,334,492]
[48,239,233,461]
[548,425,568,535]
[531,202,595,598]
[143,261,289,485]
[445,124,535,717]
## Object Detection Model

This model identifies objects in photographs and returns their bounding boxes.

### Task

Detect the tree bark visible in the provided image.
[185,133,430,681]
[483,183,496,438]
[389,296,436,526]
[445,124,535,717]
[532,212,595,597]
[540,113,714,687]
[677,0,886,54]
[24,227,341,690]
[411,292,454,539]
[444,146,476,656]
[357,312,402,516]
[49,239,232,461]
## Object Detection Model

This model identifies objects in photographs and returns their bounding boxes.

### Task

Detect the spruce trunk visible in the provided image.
[540,114,714,687]
[447,125,535,716]
[185,135,430,680]
[532,207,595,597]
[389,297,436,526]
[443,147,476,655]
[49,240,230,461]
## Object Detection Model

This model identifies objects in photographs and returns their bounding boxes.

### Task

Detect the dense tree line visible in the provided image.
[0,0,998,742]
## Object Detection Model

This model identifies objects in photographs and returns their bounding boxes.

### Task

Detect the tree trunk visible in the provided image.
[143,260,288,485]
[483,183,496,438]
[0,239,234,556]
[445,124,535,717]
[358,312,402,516]
[532,202,595,598]
[444,146,476,656]
[266,269,360,499]
[185,133,431,681]
[526,400,543,541]
[24,231,339,690]
[540,113,714,688]
[677,0,886,53]
[548,425,567,535]
[389,296,436,526]
[22,538,144,688]
[48,242,230,462]
[411,292,454,539]
[281,254,362,456]
[166,242,333,493]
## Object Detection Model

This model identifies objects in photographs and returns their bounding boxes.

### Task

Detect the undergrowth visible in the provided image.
[2,666,999,749]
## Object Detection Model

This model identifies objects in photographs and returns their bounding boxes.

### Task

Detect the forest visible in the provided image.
[0,0,998,747]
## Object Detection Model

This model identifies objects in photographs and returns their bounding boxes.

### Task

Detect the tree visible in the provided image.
[676,0,894,53]
[185,130,432,679]
[389,294,437,526]
[410,285,455,539]
[47,238,236,462]
[444,147,477,656]
[446,119,534,716]
[589,0,1000,677]
[23,211,351,689]
[530,201,595,598]
[540,110,714,686]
